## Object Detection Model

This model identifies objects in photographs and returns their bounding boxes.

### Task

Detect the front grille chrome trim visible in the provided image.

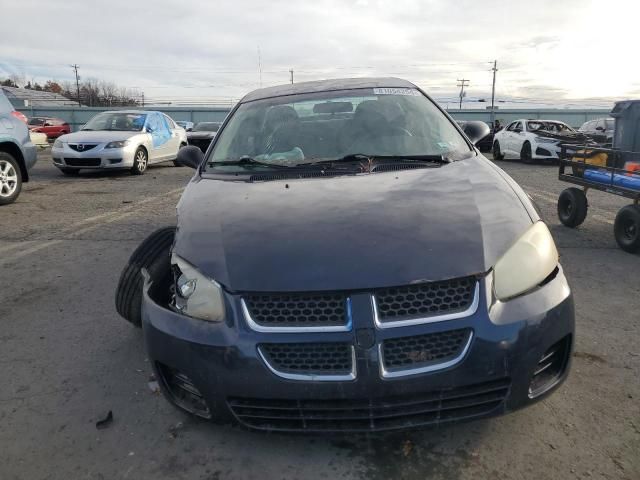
[371,282,480,329]
[257,345,357,382]
[379,331,474,378]
[241,297,353,333]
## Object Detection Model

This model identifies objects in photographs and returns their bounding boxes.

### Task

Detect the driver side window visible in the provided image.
[146,114,160,133]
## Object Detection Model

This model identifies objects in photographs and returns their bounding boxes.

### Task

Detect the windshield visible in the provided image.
[28,118,45,126]
[194,122,220,132]
[82,112,147,131]
[205,88,471,172]
[528,121,574,133]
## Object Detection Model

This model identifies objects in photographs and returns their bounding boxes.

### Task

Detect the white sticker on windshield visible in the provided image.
[373,88,420,96]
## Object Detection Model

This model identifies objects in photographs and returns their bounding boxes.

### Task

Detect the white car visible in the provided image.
[492,119,583,163]
[51,110,187,175]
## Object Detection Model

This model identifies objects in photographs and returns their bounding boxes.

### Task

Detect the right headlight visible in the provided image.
[171,253,226,322]
[493,221,558,301]
[53,138,62,148]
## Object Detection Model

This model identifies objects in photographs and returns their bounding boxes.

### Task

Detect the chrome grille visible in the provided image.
[258,343,355,380]
[68,143,98,152]
[375,277,476,323]
[243,292,348,330]
[381,329,472,377]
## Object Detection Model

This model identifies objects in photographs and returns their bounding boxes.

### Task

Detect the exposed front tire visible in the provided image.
[0,152,22,205]
[115,226,176,327]
[557,187,588,227]
[492,141,504,160]
[130,147,148,175]
[614,205,640,253]
[521,142,533,164]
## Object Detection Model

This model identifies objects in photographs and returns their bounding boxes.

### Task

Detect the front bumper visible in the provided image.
[51,144,136,169]
[533,143,561,160]
[142,268,574,432]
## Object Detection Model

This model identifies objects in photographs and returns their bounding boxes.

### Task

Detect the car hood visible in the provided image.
[58,130,144,143]
[174,156,534,292]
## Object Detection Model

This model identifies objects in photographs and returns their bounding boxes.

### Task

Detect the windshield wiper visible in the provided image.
[208,156,291,169]
[81,128,93,131]
[298,153,451,167]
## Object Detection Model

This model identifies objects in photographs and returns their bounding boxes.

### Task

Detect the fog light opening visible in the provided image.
[528,334,571,398]
[157,363,211,418]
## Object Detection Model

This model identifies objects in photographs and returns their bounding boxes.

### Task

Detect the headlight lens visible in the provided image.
[171,253,225,322]
[537,137,557,144]
[105,140,130,149]
[493,221,558,301]
[53,138,62,148]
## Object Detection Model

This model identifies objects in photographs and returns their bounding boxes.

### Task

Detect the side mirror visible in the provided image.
[595,126,604,131]
[176,145,204,169]
[462,121,491,145]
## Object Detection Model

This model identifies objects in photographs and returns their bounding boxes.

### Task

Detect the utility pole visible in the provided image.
[490,60,498,127]
[141,92,145,107]
[70,64,81,107]
[289,69,294,84]
[257,46,263,87]
[456,78,469,110]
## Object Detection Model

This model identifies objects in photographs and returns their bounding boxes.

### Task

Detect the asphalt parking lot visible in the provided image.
[1,150,638,480]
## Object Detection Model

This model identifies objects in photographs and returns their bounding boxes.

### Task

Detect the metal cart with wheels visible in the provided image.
[557,145,640,253]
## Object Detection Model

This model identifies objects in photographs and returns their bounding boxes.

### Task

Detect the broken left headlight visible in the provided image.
[171,253,225,322]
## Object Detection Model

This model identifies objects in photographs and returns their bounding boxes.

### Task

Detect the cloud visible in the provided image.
[0,0,636,105]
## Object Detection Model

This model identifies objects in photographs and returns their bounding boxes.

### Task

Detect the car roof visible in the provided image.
[240,77,418,103]
[98,110,160,115]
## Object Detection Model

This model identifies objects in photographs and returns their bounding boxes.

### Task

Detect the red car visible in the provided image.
[28,116,71,139]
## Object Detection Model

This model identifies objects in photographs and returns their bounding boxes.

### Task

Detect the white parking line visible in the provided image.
[0,187,184,265]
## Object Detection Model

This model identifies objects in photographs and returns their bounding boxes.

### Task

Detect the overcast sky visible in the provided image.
[1,0,638,107]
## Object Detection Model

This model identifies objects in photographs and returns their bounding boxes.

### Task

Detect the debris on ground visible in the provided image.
[168,421,184,439]
[402,440,413,457]
[148,373,160,394]
[95,410,113,430]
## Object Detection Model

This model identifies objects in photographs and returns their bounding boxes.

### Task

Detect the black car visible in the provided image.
[116,77,574,432]
[187,122,221,153]
[578,118,615,146]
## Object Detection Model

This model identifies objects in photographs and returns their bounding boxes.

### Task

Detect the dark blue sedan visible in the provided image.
[116,77,574,432]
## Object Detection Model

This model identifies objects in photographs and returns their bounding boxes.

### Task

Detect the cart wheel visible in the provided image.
[557,187,588,227]
[614,205,640,253]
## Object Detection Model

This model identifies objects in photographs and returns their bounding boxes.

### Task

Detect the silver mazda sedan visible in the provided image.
[51,110,187,175]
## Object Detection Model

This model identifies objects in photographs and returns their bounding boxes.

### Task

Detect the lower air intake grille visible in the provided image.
[156,363,211,418]
[529,335,571,398]
[64,158,101,167]
[228,378,510,432]
[258,343,353,378]
[375,277,476,322]
[382,328,472,373]
[244,292,347,328]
